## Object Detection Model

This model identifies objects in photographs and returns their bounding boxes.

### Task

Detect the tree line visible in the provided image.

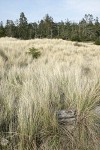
[0,12,100,42]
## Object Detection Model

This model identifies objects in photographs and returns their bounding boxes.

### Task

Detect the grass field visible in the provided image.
[0,37,100,150]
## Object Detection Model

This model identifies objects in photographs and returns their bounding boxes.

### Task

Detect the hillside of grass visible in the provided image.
[0,37,100,150]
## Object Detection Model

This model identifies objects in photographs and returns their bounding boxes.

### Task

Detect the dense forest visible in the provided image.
[0,12,100,43]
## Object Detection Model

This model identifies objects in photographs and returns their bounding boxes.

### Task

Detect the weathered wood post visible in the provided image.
[57,93,77,130]
[56,93,77,149]
[57,109,76,130]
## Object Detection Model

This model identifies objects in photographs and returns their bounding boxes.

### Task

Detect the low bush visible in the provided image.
[71,35,81,42]
[94,39,100,45]
[27,47,41,59]
[74,42,82,47]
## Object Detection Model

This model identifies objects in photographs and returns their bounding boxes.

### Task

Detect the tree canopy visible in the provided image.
[0,12,100,42]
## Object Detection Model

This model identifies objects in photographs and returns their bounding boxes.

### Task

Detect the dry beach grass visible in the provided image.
[0,37,100,149]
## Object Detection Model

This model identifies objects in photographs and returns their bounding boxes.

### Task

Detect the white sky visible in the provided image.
[0,0,100,24]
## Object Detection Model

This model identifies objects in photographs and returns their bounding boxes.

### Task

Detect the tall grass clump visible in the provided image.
[0,37,100,150]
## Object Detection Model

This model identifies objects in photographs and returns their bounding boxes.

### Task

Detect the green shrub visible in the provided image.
[71,35,81,42]
[94,39,100,45]
[27,47,41,59]
[74,42,82,47]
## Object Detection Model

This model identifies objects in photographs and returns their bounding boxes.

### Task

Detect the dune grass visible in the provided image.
[0,37,100,150]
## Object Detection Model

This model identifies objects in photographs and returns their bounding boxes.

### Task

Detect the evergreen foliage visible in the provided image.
[27,47,41,59]
[94,38,100,45]
[0,13,100,43]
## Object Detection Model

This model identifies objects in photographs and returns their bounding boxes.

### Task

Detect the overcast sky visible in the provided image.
[0,0,100,24]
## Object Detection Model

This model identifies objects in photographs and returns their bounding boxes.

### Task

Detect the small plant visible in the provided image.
[71,35,81,42]
[94,39,100,45]
[74,42,82,47]
[27,47,41,59]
